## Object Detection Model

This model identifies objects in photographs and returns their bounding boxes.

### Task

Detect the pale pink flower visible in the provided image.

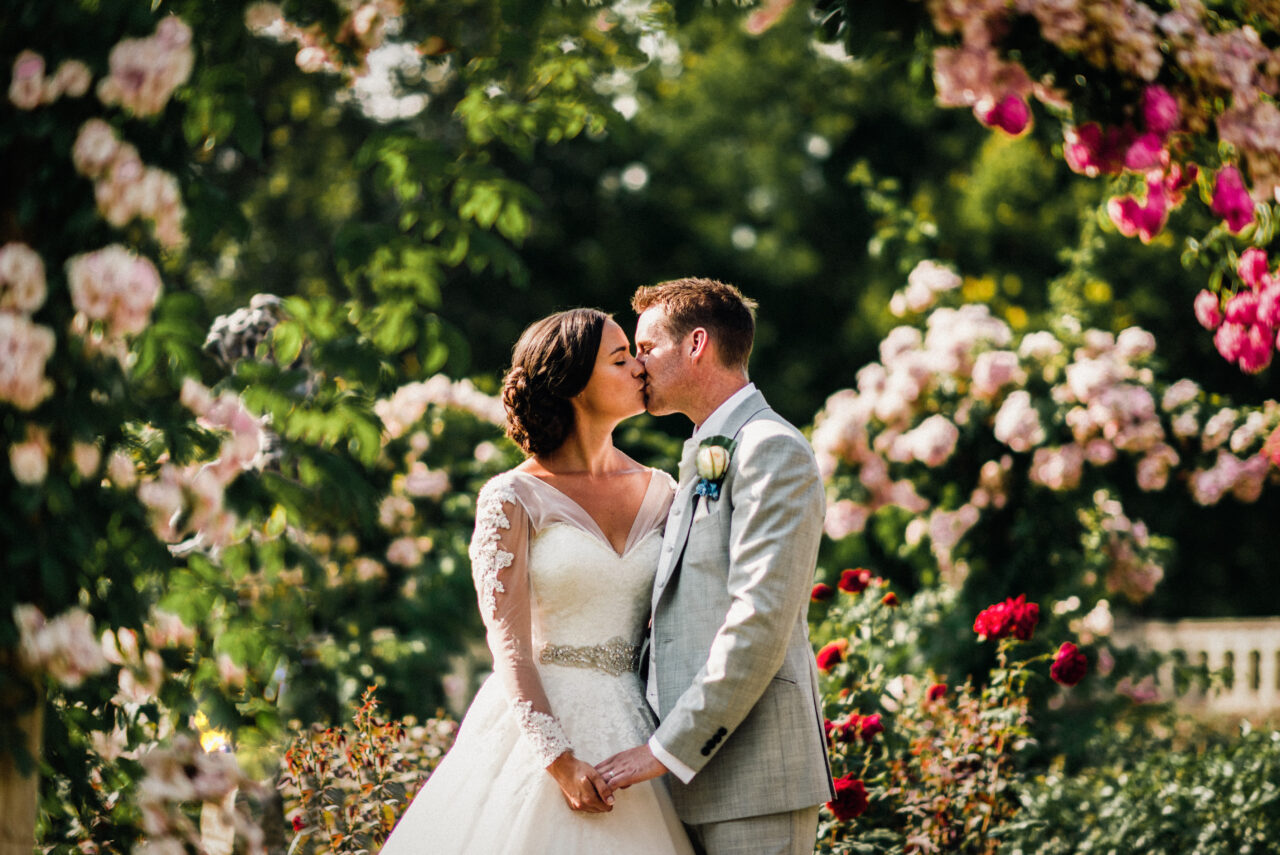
[1231,454,1269,502]
[1029,444,1085,491]
[46,59,92,100]
[1064,357,1117,403]
[14,604,110,687]
[1194,289,1222,330]
[1123,132,1165,171]
[66,245,163,340]
[9,430,49,485]
[1018,331,1063,361]
[72,441,101,478]
[107,450,138,489]
[993,390,1045,451]
[1084,439,1117,466]
[1257,286,1280,328]
[879,326,924,363]
[0,242,47,314]
[1136,443,1179,491]
[824,499,869,540]
[97,16,194,116]
[1171,409,1200,439]
[892,414,960,467]
[928,503,980,553]
[1202,408,1237,451]
[8,50,45,110]
[1161,378,1200,411]
[970,350,1022,399]
[1115,327,1156,360]
[1072,599,1114,644]
[145,610,197,649]
[72,119,122,179]
[386,536,422,567]
[295,46,330,73]
[403,463,450,499]
[1211,164,1255,232]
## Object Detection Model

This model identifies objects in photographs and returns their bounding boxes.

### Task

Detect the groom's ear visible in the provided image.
[688,327,710,361]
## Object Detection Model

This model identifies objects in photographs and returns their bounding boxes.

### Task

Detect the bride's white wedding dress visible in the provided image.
[381,468,695,855]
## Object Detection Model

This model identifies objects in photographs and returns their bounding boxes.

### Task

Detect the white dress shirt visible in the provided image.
[647,383,756,782]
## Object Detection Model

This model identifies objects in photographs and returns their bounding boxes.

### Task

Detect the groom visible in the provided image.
[597,278,833,854]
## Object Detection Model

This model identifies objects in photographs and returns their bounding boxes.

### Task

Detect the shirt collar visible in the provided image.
[692,383,756,440]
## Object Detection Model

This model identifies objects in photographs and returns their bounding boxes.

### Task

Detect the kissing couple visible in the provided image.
[380,278,834,855]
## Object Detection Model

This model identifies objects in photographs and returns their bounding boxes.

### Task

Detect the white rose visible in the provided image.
[695,444,730,481]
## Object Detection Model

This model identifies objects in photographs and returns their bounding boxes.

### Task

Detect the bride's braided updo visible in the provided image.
[502,308,607,456]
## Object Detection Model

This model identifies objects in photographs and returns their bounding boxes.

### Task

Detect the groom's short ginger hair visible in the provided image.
[632,278,757,371]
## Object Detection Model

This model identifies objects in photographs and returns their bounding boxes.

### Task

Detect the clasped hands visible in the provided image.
[548,745,668,813]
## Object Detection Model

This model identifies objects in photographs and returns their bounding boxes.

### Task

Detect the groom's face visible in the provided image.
[634,305,691,417]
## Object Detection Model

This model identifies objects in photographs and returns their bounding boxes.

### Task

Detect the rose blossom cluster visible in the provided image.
[0,242,56,412]
[814,273,1279,603]
[375,375,506,438]
[245,1,397,76]
[13,604,111,688]
[135,735,265,855]
[1078,489,1167,604]
[65,244,164,360]
[135,381,266,548]
[973,594,1040,641]
[8,50,92,110]
[1195,247,1280,373]
[72,119,186,248]
[889,259,962,316]
[96,16,194,117]
[922,1,1280,372]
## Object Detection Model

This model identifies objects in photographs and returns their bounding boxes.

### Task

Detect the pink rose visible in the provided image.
[1257,287,1280,328]
[1238,248,1270,290]
[1211,165,1255,233]
[1237,325,1274,374]
[1141,85,1180,138]
[1064,123,1132,177]
[1123,132,1165,172]
[1225,291,1259,326]
[1194,290,1222,330]
[980,94,1031,136]
[8,50,45,110]
[1107,179,1168,243]
[1214,322,1248,362]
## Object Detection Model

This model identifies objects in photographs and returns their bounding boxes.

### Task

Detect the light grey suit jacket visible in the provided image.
[649,389,834,825]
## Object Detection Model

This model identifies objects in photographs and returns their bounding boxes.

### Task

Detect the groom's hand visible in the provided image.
[596,746,668,790]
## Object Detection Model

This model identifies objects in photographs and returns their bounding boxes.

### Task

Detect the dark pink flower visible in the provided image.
[1163,161,1198,206]
[828,775,869,820]
[981,94,1031,136]
[1194,290,1222,330]
[1238,324,1274,374]
[1050,642,1088,686]
[1238,248,1270,290]
[1064,123,1132,177]
[926,682,948,702]
[1212,165,1255,233]
[1107,179,1168,243]
[1225,291,1260,326]
[1214,322,1249,362]
[1141,85,1180,138]
[859,713,884,741]
[1257,287,1280,328]
[1123,132,1166,171]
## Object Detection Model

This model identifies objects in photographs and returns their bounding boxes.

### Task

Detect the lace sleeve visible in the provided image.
[469,476,573,767]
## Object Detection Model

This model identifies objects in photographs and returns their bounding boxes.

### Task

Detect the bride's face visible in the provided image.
[574,318,646,421]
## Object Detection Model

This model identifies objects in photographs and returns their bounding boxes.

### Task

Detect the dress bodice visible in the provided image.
[528,524,663,648]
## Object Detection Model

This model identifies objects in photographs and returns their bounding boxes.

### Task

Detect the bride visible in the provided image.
[380,309,695,854]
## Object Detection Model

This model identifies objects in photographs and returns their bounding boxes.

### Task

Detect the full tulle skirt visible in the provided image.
[380,665,695,855]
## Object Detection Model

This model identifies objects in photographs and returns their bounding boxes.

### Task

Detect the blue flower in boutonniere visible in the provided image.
[693,436,736,502]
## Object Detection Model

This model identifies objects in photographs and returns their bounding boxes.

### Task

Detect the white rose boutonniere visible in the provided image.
[693,436,736,501]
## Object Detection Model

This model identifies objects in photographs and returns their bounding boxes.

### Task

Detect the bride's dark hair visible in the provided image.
[502,308,608,456]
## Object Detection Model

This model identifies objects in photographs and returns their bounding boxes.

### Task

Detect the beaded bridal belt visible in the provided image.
[538,636,640,676]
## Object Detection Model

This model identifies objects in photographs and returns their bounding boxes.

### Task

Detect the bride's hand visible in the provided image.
[547,751,615,812]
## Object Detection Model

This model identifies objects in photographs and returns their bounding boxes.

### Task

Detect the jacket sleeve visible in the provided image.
[469,477,573,767]
[652,429,825,774]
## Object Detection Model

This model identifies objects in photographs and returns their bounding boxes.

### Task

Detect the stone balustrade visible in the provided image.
[1114,617,1280,715]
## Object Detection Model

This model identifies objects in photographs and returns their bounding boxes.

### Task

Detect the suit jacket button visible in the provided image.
[700,747,711,756]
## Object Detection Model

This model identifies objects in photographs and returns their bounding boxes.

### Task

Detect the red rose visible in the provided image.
[973,594,1039,641]
[838,568,872,593]
[291,816,306,832]
[816,639,848,672]
[1050,642,1088,686]
[858,713,883,741]
[833,714,860,743]
[827,774,869,820]
[926,682,947,702]
[880,592,899,607]
[823,718,836,742]
[811,583,836,602]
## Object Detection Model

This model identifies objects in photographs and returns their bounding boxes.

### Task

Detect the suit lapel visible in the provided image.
[651,390,771,613]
